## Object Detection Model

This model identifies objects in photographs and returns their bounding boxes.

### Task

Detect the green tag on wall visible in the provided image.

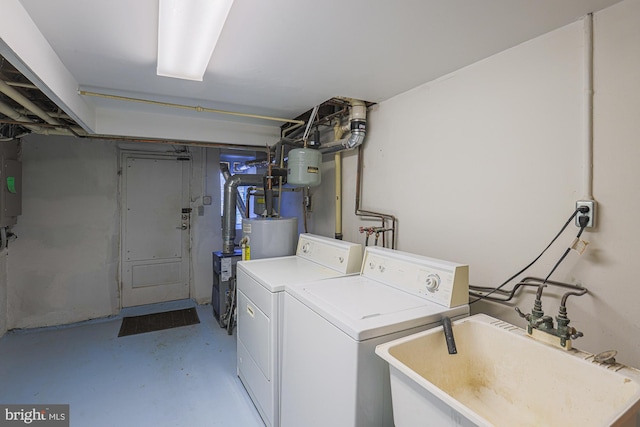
[7,177,16,194]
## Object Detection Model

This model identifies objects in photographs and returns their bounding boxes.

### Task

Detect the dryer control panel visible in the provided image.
[296,234,363,275]
[361,247,469,308]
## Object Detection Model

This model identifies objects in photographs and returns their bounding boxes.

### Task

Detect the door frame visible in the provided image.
[118,150,192,308]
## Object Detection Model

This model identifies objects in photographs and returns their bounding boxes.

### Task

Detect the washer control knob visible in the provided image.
[302,243,311,253]
[378,265,385,273]
[338,256,344,264]
[368,261,376,270]
[425,274,441,292]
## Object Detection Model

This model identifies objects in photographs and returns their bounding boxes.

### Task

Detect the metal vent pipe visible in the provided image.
[220,163,248,219]
[222,173,264,253]
[346,99,366,149]
[319,99,367,154]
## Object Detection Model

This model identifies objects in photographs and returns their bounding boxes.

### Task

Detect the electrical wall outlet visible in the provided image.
[576,200,596,228]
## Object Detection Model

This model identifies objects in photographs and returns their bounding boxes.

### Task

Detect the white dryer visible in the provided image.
[236,233,363,427]
[280,246,470,427]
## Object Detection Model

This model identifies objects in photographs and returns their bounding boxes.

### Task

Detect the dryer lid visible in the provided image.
[238,256,345,292]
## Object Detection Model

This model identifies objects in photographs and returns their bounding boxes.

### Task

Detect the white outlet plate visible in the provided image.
[576,200,596,228]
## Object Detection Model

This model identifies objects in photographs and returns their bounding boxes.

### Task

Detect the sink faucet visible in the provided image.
[555,291,586,346]
[441,317,457,355]
[515,285,587,350]
[515,284,553,333]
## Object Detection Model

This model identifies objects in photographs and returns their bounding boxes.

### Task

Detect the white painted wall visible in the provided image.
[6,136,227,329]
[311,0,640,367]
[7,135,120,328]
[190,147,223,303]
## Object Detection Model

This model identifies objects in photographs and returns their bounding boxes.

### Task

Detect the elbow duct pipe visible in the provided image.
[220,163,248,219]
[319,99,367,154]
[222,173,264,254]
[346,99,366,149]
[346,129,365,149]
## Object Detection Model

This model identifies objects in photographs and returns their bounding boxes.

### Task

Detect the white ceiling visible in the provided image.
[7,0,624,141]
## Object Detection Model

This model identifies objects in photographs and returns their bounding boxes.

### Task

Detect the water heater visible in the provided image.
[242,217,298,260]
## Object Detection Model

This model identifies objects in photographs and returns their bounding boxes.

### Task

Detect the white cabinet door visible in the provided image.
[120,153,191,307]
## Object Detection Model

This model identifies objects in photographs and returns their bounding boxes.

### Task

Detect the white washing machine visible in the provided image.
[236,233,363,427]
[280,246,470,427]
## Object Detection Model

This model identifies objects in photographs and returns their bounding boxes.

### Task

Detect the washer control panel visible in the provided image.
[362,247,469,308]
[296,234,363,274]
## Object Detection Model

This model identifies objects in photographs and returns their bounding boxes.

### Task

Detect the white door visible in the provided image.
[120,152,191,307]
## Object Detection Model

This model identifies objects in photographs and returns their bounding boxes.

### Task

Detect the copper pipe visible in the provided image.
[354,145,397,249]
[79,90,305,125]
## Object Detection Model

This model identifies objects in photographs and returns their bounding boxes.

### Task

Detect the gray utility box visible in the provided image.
[0,141,21,227]
[212,250,242,328]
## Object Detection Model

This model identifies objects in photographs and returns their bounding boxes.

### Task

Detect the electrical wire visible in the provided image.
[539,215,589,285]
[469,208,582,304]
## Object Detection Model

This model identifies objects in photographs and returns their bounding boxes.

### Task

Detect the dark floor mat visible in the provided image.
[118,308,200,337]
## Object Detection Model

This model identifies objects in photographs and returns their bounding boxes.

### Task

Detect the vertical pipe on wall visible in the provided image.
[335,152,343,240]
[583,13,594,200]
[222,174,264,253]
[220,163,247,218]
[354,146,397,249]
[278,142,285,216]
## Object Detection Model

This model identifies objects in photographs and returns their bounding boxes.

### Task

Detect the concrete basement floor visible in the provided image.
[0,301,264,427]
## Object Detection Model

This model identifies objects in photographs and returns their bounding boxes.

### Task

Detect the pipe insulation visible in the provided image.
[0,79,64,126]
[222,173,264,253]
[0,100,74,136]
[0,101,41,133]
[583,13,594,200]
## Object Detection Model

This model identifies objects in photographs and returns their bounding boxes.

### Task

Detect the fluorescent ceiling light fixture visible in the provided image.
[157,0,234,81]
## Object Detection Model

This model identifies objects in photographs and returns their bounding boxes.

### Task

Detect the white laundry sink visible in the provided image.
[375,313,640,427]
